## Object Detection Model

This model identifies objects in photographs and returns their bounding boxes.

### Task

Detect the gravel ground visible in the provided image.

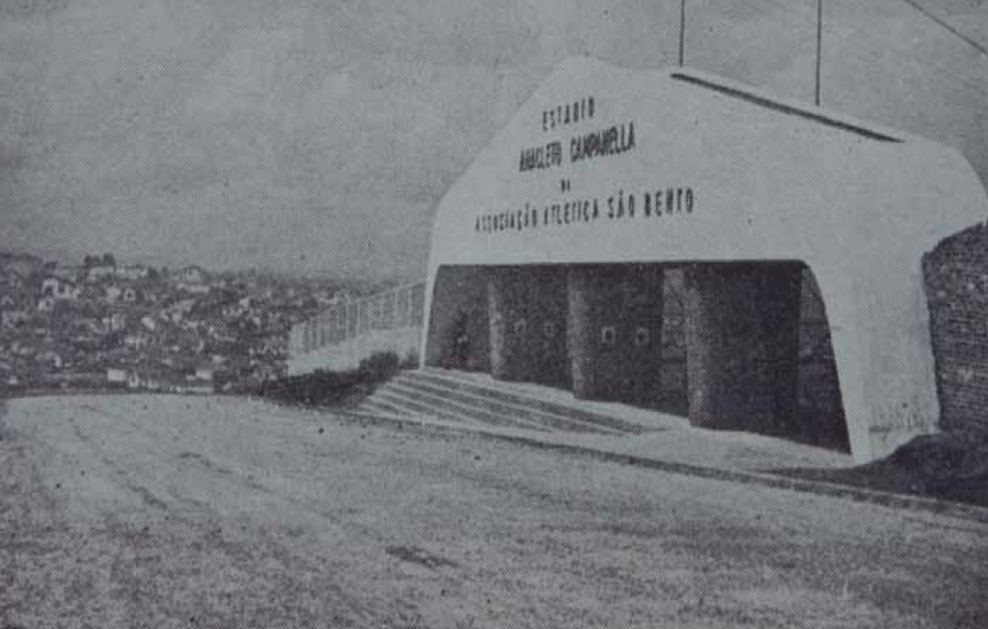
[1,394,987,628]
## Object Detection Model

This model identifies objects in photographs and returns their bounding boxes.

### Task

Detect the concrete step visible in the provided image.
[408,368,655,434]
[375,381,551,433]
[357,396,412,418]
[347,406,407,423]
[368,387,505,430]
[390,374,620,435]
[367,388,446,419]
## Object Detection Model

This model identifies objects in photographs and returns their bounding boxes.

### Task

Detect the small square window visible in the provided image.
[634,327,650,347]
[600,325,616,346]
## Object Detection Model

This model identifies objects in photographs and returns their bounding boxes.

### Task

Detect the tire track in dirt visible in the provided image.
[69,398,446,578]
[76,402,390,539]
[67,413,175,512]
[40,400,418,628]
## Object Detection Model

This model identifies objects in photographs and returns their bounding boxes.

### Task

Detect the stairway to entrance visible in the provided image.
[354,368,678,436]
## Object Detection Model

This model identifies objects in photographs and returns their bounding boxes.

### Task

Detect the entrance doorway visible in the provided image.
[425,262,850,452]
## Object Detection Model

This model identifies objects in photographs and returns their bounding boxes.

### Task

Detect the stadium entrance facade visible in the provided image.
[427,262,816,447]
[421,58,987,463]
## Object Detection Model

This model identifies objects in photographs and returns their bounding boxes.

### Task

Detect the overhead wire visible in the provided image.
[745,0,984,93]
[897,0,987,57]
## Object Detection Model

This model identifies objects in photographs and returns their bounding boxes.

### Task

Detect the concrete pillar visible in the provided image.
[567,264,664,404]
[684,263,802,434]
[567,266,596,398]
[567,265,626,399]
[621,264,664,408]
[488,267,532,381]
[529,266,570,388]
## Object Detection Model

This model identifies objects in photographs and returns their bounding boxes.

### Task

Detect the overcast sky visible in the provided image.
[1,0,985,280]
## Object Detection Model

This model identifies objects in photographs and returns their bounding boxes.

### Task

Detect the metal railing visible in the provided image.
[290,282,426,357]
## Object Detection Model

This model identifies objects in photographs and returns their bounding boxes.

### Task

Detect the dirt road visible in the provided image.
[1,395,986,628]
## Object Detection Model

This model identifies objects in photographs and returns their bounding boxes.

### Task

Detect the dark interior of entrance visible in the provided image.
[426,262,849,452]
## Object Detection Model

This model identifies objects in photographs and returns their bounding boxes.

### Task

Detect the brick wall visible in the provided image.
[681,263,802,434]
[424,266,490,372]
[923,222,988,434]
[796,270,848,450]
[662,266,848,450]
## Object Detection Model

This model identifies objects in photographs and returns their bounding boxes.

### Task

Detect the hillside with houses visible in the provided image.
[0,251,361,395]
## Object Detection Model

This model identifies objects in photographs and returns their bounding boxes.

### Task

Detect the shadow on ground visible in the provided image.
[774,430,988,507]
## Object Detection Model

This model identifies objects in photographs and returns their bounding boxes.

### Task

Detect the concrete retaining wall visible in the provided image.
[286,327,421,375]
